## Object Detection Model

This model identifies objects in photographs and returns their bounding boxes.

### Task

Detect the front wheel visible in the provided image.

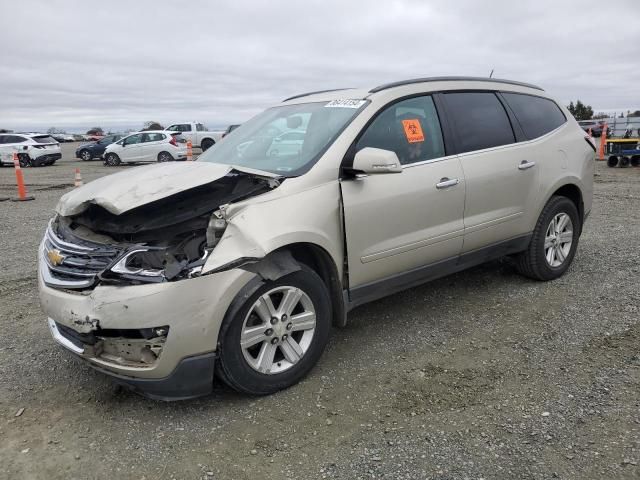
[80,150,92,161]
[217,265,331,395]
[515,196,581,281]
[104,153,121,166]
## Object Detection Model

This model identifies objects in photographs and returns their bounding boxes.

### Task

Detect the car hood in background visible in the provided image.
[56,162,279,217]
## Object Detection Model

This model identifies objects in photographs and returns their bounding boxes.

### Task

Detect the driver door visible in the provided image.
[120,133,142,162]
[341,95,466,295]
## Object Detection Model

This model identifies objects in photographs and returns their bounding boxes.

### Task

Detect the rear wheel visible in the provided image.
[18,154,31,168]
[217,265,331,395]
[515,196,581,281]
[607,156,618,168]
[80,150,92,161]
[104,153,121,166]
[201,138,214,151]
[157,151,172,162]
[631,156,640,167]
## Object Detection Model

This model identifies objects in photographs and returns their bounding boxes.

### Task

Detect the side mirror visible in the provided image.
[352,147,402,174]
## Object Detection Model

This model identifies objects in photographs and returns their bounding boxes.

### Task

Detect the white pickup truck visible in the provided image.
[165,122,224,151]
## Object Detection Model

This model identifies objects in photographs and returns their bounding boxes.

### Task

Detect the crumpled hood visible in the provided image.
[57,162,237,216]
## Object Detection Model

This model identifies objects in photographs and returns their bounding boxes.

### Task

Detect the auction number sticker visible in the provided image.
[324,99,366,108]
[402,119,425,143]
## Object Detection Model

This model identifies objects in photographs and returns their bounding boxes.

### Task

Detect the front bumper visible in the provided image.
[38,251,256,399]
[49,317,216,400]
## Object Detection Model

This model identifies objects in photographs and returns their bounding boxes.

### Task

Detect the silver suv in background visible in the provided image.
[38,77,594,400]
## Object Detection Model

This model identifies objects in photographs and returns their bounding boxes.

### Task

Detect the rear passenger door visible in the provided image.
[441,91,539,252]
[140,133,166,162]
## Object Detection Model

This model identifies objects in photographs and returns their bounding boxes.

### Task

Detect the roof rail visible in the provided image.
[282,88,354,102]
[369,76,544,93]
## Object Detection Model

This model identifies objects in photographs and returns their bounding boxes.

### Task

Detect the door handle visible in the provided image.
[436,177,459,189]
[518,160,536,170]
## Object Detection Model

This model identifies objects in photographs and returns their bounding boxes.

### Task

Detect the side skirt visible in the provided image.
[345,234,532,311]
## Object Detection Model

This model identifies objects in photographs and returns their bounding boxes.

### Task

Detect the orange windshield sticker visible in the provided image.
[402,119,425,143]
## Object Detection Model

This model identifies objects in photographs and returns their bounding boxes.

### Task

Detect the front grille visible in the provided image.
[41,221,121,290]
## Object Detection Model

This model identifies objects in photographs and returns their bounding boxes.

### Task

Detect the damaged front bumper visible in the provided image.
[39,249,256,400]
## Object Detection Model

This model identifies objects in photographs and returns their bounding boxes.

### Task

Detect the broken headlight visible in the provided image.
[110,249,166,279]
[104,235,209,284]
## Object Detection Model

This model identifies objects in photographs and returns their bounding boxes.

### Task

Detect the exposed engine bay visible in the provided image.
[46,170,280,288]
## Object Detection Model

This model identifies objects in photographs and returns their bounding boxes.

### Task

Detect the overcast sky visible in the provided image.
[1,0,638,133]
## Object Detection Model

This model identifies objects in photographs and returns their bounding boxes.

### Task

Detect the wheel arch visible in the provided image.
[247,243,347,328]
[543,182,584,233]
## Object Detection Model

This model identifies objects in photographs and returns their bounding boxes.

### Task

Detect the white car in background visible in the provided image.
[103,131,188,166]
[0,133,62,167]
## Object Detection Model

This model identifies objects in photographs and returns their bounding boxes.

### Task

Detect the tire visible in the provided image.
[631,156,640,167]
[18,154,31,168]
[607,156,618,168]
[79,150,92,161]
[515,196,581,281]
[201,138,214,151]
[104,153,121,166]
[157,151,172,162]
[619,156,630,167]
[217,264,331,395]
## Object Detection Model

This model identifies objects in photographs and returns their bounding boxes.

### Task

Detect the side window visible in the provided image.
[124,134,142,145]
[502,93,566,139]
[356,95,445,165]
[181,124,192,132]
[196,123,205,132]
[166,125,178,132]
[142,133,164,142]
[0,135,6,144]
[443,92,515,153]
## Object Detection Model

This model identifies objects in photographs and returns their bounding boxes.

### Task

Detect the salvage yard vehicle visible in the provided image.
[75,134,123,161]
[165,121,223,151]
[103,131,188,166]
[0,133,62,167]
[39,77,594,400]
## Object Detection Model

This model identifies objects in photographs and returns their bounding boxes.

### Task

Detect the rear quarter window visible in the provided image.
[443,92,515,153]
[502,93,566,140]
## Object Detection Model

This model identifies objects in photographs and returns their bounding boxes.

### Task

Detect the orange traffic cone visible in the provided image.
[598,123,608,161]
[74,168,83,187]
[186,140,193,161]
[10,152,35,202]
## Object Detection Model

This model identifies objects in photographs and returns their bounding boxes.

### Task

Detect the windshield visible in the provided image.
[197,100,367,176]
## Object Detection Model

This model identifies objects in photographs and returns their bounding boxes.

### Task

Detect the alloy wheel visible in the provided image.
[240,286,316,375]
[544,213,573,267]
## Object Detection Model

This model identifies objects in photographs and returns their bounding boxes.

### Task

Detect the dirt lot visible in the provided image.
[0,143,639,480]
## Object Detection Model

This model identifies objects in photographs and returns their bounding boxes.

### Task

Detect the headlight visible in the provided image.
[103,235,209,285]
[110,249,166,279]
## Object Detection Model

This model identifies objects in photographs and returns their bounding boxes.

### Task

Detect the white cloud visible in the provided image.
[1,0,638,132]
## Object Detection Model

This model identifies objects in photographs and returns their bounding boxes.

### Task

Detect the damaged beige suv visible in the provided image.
[39,77,594,400]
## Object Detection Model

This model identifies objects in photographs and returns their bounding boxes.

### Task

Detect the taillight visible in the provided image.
[169,136,177,147]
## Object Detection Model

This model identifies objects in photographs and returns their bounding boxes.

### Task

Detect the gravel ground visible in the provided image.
[0,144,639,480]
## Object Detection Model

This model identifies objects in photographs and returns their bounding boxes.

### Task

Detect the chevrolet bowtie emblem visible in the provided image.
[47,249,65,266]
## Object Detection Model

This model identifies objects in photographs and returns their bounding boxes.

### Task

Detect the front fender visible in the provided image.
[201,181,344,277]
